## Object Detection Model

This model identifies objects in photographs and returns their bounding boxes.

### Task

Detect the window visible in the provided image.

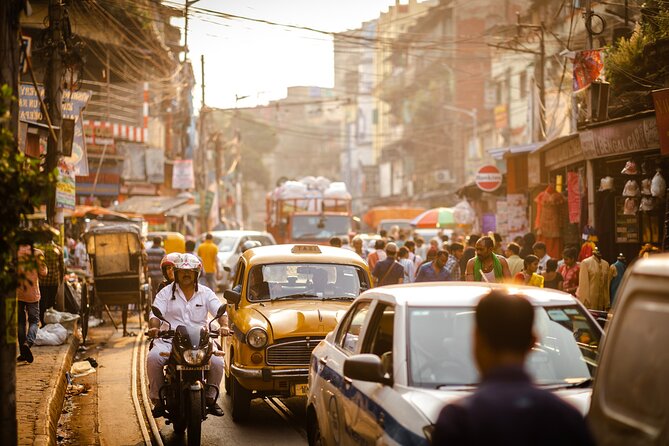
[233,259,245,288]
[335,301,371,354]
[362,304,395,377]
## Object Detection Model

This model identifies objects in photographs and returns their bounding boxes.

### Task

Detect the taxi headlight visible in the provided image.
[183,349,206,365]
[247,328,268,349]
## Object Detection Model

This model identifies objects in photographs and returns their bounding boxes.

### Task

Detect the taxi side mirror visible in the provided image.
[224,289,241,306]
[344,354,392,386]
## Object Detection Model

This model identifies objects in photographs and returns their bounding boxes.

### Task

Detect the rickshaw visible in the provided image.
[82,225,150,342]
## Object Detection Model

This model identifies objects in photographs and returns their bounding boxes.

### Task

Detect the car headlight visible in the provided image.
[246,327,268,349]
[183,349,206,365]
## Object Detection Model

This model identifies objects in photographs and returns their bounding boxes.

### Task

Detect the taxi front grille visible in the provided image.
[266,338,323,366]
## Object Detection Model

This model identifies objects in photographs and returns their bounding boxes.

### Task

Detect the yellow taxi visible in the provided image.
[222,244,372,422]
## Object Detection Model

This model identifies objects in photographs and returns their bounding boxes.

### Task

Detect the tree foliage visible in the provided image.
[0,85,56,293]
[605,4,669,94]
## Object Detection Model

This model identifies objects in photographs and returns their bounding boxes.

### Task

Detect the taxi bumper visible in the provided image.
[230,363,309,381]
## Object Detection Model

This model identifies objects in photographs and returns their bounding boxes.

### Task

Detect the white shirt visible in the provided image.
[151,283,223,336]
[398,258,416,283]
[538,254,551,274]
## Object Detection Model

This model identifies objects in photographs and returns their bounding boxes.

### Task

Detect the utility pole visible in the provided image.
[45,0,65,225]
[183,0,200,62]
[0,3,23,444]
[198,54,207,233]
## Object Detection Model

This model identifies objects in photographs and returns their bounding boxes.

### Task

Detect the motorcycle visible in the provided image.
[149,304,226,445]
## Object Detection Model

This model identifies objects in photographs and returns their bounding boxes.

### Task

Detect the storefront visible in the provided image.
[580,111,668,263]
[530,134,587,256]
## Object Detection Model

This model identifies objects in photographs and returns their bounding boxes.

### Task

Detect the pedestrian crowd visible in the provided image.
[329,223,654,312]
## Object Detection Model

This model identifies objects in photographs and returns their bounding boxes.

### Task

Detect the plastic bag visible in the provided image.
[34,323,68,346]
[622,180,640,197]
[70,360,97,377]
[44,308,80,333]
[651,171,666,198]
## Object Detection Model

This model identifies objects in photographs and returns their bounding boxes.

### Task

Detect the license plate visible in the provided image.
[176,365,210,371]
[292,383,309,396]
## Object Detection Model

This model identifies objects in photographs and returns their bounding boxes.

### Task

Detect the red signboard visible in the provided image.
[652,88,669,156]
[475,165,502,192]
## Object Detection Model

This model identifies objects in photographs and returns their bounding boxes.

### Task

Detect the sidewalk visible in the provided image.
[16,331,80,446]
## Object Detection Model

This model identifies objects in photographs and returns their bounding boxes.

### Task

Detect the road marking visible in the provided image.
[131,327,152,445]
[264,397,308,440]
[139,331,164,446]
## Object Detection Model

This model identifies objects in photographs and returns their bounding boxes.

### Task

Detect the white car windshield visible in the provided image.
[408,305,600,388]
[213,236,237,252]
[246,263,370,302]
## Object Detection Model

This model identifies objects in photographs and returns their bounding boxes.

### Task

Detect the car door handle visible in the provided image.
[319,357,328,365]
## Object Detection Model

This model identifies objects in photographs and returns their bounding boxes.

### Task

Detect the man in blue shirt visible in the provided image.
[432,290,595,446]
[415,249,451,282]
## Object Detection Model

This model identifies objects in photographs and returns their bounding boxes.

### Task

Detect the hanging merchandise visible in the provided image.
[621,160,638,175]
[639,196,655,212]
[622,180,640,197]
[623,197,638,215]
[534,185,566,258]
[598,176,614,191]
[641,178,652,196]
[651,170,666,198]
[567,172,581,224]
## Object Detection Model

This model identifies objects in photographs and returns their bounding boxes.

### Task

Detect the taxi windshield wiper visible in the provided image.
[271,293,320,300]
[321,296,355,301]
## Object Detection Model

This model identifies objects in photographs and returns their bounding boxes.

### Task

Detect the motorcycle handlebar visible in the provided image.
[145,330,175,339]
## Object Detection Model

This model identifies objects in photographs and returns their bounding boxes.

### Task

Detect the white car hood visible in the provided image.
[404,386,592,424]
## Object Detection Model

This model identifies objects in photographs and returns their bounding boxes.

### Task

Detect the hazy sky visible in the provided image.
[175,0,399,109]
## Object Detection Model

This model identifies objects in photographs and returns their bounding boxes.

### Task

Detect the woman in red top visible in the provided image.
[514,255,539,285]
[557,247,580,296]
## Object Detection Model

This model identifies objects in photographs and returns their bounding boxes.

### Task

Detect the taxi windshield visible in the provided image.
[291,215,351,240]
[407,305,601,389]
[246,263,370,302]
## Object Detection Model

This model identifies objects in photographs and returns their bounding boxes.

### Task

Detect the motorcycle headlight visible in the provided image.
[246,327,268,349]
[183,349,206,365]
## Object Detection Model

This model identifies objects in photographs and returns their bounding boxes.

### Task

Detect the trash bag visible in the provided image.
[34,323,68,346]
[64,281,80,315]
[44,308,80,333]
[70,360,97,377]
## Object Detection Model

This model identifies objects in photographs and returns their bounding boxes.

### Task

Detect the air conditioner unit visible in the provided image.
[434,169,454,184]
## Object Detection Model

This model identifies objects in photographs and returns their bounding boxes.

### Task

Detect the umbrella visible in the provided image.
[411,207,456,229]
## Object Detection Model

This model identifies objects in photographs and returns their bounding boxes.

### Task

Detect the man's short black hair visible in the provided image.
[533,241,546,252]
[467,234,481,246]
[153,236,163,245]
[563,247,577,260]
[449,242,464,253]
[379,229,388,238]
[185,240,196,252]
[507,242,520,255]
[477,236,495,249]
[205,233,213,240]
[374,239,386,250]
[436,249,449,258]
[405,240,416,249]
[476,290,534,353]
[329,236,342,247]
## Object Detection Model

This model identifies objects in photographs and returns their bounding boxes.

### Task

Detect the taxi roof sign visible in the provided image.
[291,245,322,254]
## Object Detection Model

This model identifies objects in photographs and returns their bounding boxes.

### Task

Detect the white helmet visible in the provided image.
[174,253,202,275]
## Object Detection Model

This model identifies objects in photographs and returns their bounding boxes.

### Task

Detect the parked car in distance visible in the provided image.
[198,230,275,290]
[307,283,602,446]
[222,244,372,422]
[588,254,669,445]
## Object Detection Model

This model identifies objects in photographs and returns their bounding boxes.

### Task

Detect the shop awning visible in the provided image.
[488,142,542,160]
[165,203,200,218]
[112,196,189,216]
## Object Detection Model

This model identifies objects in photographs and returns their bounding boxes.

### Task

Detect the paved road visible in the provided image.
[157,386,308,445]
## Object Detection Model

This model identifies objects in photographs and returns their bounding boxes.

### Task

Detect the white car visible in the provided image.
[198,230,275,290]
[306,283,602,445]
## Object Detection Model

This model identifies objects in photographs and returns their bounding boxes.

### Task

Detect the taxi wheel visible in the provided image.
[231,375,251,422]
[307,414,323,446]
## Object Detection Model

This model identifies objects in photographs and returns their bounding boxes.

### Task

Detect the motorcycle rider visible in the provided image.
[147,253,226,418]
[156,252,181,293]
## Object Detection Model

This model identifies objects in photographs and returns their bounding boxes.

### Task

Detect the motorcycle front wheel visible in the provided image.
[187,388,203,446]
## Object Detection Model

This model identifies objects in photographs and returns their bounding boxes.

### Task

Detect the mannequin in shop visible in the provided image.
[577,247,611,311]
[534,183,566,258]
[609,253,626,307]
[595,176,616,263]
